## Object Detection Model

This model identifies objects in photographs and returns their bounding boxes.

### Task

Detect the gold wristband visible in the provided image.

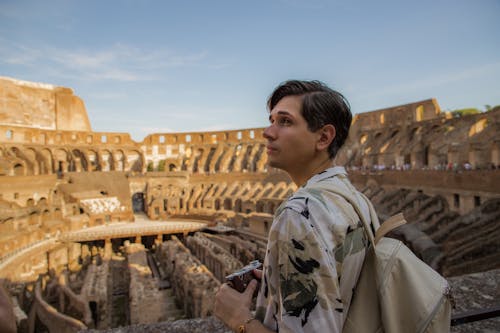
[237,317,257,333]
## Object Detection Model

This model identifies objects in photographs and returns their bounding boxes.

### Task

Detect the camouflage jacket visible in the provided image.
[255,166,373,332]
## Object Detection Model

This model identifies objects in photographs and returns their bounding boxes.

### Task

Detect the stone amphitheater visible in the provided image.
[0,76,498,332]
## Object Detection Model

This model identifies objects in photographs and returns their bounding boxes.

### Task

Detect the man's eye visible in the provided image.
[278,118,292,126]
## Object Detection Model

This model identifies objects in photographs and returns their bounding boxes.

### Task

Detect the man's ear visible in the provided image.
[316,124,336,152]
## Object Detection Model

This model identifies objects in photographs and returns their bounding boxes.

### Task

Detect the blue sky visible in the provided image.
[1,0,499,141]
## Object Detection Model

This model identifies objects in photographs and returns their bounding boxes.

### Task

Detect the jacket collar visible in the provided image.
[302,166,347,188]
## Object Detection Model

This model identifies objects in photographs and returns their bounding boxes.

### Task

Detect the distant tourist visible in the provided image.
[214,80,378,332]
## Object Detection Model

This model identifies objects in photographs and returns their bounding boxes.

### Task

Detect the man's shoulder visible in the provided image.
[277,178,348,217]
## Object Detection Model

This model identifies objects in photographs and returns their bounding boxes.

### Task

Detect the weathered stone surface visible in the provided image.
[0,76,91,132]
[77,269,500,333]
[79,316,231,333]
[449,268,500,333]
[0,77,498,332]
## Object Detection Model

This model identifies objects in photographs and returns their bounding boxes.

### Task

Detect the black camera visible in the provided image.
[225,260,262,293]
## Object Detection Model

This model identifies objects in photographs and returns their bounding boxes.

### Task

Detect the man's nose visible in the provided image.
[263,125,275,140]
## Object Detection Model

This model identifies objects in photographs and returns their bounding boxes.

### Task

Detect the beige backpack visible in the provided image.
[310,179,452,333]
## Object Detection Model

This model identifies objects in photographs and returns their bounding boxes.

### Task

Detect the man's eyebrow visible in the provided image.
[269,110,293,121]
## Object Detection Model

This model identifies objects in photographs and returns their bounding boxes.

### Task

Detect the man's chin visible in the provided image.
[267,160,284,170]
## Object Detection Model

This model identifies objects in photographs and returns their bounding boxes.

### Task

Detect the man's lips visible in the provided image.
[266,145,277,154]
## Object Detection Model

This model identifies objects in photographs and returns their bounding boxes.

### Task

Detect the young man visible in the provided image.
[215,80,377,333]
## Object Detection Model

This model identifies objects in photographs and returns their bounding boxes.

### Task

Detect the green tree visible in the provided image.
[147,161,154,172]
[451,108,481,118]
[158,159,166,171]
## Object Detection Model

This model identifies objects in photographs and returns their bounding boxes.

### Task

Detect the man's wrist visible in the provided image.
[236,316,258,333]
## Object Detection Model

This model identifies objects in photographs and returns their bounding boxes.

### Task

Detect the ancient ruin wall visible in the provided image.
[126,243,166,325]
[351,98,442,132]
[0,76,91,132]
[156,237,220,318]
[0,77,499,332]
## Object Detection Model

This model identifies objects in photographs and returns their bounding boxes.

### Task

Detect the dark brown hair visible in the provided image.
[268,80,352,158]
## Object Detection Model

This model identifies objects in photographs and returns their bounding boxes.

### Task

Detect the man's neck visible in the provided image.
[290,157,334,188]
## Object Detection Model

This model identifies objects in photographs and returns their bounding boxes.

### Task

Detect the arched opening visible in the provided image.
[128,151,143,172]
[224,198,232,210]
[424,145,430,166]
[13,163,24,176]
[131,193,145,213]
[235,199,242,212]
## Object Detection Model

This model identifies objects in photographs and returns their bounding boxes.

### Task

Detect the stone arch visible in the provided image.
[204,147,217,172]
[40,148,53,174]
[8,146,35,175]
[41,209,51,223]
[13,162,25,176]
[86,149,100,171]
[100,149,113,171]
[264,202,276,214]
[234,199,242,212]
[240,144,253,171]
[28,211,38,226]
[127,150,144,173]
[223,198,232,210]
[360,133,368,145]
[54,148,69,173]
[256,201,265,213]
[491,142,500,167]
[227,145,241,172]
[409,127,421,141]
[424,145,430,167]
[25,147,40,175]
[250,144,265,172]
[72,149,88,171]
[114,149,126,171]
[131,192,145,213]
[54,208,62,219]
[468,118,488,138]
[192,148,204,173]
[269,182,288,197]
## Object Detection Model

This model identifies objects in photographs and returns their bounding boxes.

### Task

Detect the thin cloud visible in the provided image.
[0,41,209,82]
[88,92,128,100]
[362,62,500,99]
[139,126,177,134]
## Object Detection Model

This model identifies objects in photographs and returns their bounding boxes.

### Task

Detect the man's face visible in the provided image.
[263,95,319,173]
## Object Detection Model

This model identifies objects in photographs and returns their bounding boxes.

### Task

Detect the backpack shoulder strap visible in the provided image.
[374,213,406,244]
[308,176,406,246]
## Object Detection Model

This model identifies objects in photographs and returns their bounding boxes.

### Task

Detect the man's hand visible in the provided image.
[252,269,262,280]
[214,279,258,331]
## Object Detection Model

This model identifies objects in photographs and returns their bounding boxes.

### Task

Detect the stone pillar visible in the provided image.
[135,235,141,244]
[74,157,82,172]
[104,238,112,260]
[113,157,122,171]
